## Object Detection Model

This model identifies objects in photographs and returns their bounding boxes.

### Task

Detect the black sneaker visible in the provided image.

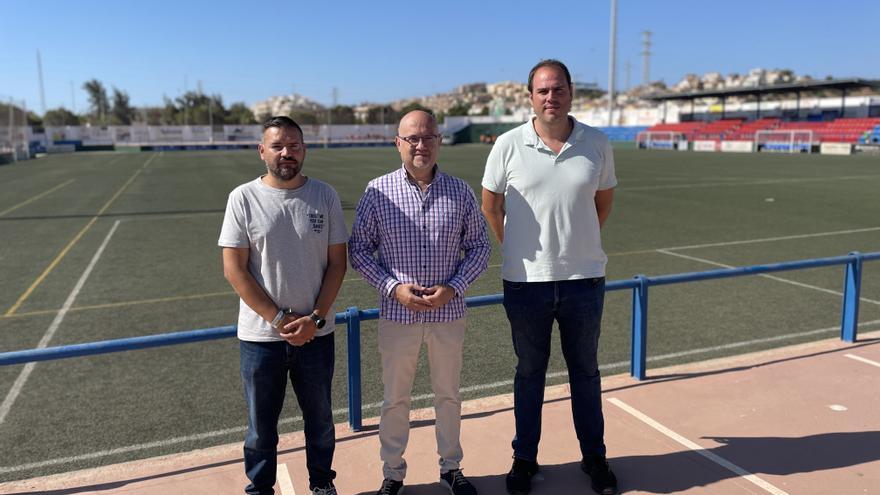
[581,455,618,495]
[505,458,540,495]
[376,478,404,495]
[310,482,337,495]
[440,469,478,495]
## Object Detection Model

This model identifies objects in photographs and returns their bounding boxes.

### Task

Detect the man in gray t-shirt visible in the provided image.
[219,116,347,495]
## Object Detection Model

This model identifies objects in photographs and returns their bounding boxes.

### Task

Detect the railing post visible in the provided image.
[631,275,649,380]
[841,252,863,343]
[346,306,362,431]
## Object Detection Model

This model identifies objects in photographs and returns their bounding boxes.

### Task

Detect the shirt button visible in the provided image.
[422,225,426,229]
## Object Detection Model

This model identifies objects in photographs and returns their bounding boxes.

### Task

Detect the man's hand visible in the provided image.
[394,283,434,312]
[422,284,456,309]
[279,314,317,346]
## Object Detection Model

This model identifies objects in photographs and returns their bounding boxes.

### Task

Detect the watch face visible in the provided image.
[311,313,326,329]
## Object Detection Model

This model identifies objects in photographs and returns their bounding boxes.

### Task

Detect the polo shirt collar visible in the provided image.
[523,116,584,150]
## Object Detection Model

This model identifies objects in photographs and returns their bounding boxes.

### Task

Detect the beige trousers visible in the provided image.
[378,317,466,481]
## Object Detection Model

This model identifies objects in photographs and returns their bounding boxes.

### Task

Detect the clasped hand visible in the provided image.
[394,283,455,312]
[278,313,317,346]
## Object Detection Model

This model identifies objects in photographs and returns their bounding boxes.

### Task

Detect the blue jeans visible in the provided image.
[240,335,336,494]
[503,278,607,462]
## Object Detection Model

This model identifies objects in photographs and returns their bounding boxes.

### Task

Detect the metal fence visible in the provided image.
[1,251,877,432]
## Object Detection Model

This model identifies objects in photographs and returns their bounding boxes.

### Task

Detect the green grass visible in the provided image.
[0,146,879,481]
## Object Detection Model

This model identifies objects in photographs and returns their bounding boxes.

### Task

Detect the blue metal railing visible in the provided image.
[1,251,877,432]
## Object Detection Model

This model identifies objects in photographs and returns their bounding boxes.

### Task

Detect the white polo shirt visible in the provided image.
[482,117,617,282]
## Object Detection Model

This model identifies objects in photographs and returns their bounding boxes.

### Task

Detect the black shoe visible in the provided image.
[376,478,404,495]
[310,482,337,495]
[581,455,618,495]
[440,469,478,495]
[505,458,540,495]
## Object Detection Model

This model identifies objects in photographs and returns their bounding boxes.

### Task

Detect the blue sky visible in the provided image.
[3,0,878,113]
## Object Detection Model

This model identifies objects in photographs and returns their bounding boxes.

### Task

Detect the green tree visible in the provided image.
[398,102,433,117]
[27,111,43,127]
[227,103,256,124]
[364,105,397,124]
[446,101,471,117]
[174,91,227,126]
[43,107,81,126]
[289,110,319,125]
[110,87,136,125]
[82,79,109,125]
[328,105,356,125]
[161,96,180,125]
[138,107,164,125]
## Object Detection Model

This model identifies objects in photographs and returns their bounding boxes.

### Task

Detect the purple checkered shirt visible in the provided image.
[349,165,490,323]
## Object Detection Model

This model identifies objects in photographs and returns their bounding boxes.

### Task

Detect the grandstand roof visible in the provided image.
[642,78,880,102]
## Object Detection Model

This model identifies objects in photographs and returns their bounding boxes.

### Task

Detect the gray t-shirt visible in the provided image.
[218,176,348,342]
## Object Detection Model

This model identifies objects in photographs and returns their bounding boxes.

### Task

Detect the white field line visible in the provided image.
[622,174,880,191]
[0,221,121,426]
[607,397,789,495]
[0,179,75,217]
[844,353,880,369]
[660,226,880,252]
[277,463,296,495]
[5,319,880,476]
[656,249,880,306]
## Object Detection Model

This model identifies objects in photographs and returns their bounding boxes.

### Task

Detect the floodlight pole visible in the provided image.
[37,50,47,115]
[8,98,15,161]
[607,0,617,127]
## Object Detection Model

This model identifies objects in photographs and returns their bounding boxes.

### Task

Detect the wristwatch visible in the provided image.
[309,311,326,329]
[271,308,295,329]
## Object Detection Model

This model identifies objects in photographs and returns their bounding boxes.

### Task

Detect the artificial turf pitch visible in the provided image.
[0,145,878,481]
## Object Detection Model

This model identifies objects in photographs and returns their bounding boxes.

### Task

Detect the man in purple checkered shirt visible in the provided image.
[349,110,490,495]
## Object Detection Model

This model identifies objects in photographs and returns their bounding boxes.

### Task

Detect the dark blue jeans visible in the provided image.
[503,278,607,462]
[240,335,336,494]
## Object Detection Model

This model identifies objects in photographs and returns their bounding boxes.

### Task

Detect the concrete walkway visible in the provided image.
[3,332,879,495]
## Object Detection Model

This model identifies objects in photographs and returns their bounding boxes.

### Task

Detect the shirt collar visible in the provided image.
[523,115,583,149]
[396,163,444,186]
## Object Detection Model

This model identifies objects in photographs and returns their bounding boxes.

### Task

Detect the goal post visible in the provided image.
[1,96,31,163]
[636,131,687,150]
[754,129,814,153]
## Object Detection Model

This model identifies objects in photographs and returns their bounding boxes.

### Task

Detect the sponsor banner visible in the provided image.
[721,140,753,153]
[855,144,880,155]
[81,126,114,146]
[113,126,151,144]
[820,142,852,155]
[46,126,82,143]
[223,125,262,142]
[184,126,212,142]
[694,140,717,152]
[150,126,185,143]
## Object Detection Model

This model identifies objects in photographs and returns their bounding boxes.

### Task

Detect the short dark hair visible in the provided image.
[262,116,303,138]
[527,59,572,93]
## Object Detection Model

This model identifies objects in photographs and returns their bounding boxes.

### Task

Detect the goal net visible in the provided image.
[0,97,31,162]
[636,131,686,150]
[754,130,813,153]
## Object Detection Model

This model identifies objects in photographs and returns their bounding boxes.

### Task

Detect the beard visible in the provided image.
[267,160,301,181]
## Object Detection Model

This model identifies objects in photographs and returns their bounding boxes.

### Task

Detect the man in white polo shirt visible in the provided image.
[481,59,618,495]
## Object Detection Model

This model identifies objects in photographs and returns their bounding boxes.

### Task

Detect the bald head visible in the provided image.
[396,110,440,181]
[398,110,437,135]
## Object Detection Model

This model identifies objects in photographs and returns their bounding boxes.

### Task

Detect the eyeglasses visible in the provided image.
[397,134,440,146]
